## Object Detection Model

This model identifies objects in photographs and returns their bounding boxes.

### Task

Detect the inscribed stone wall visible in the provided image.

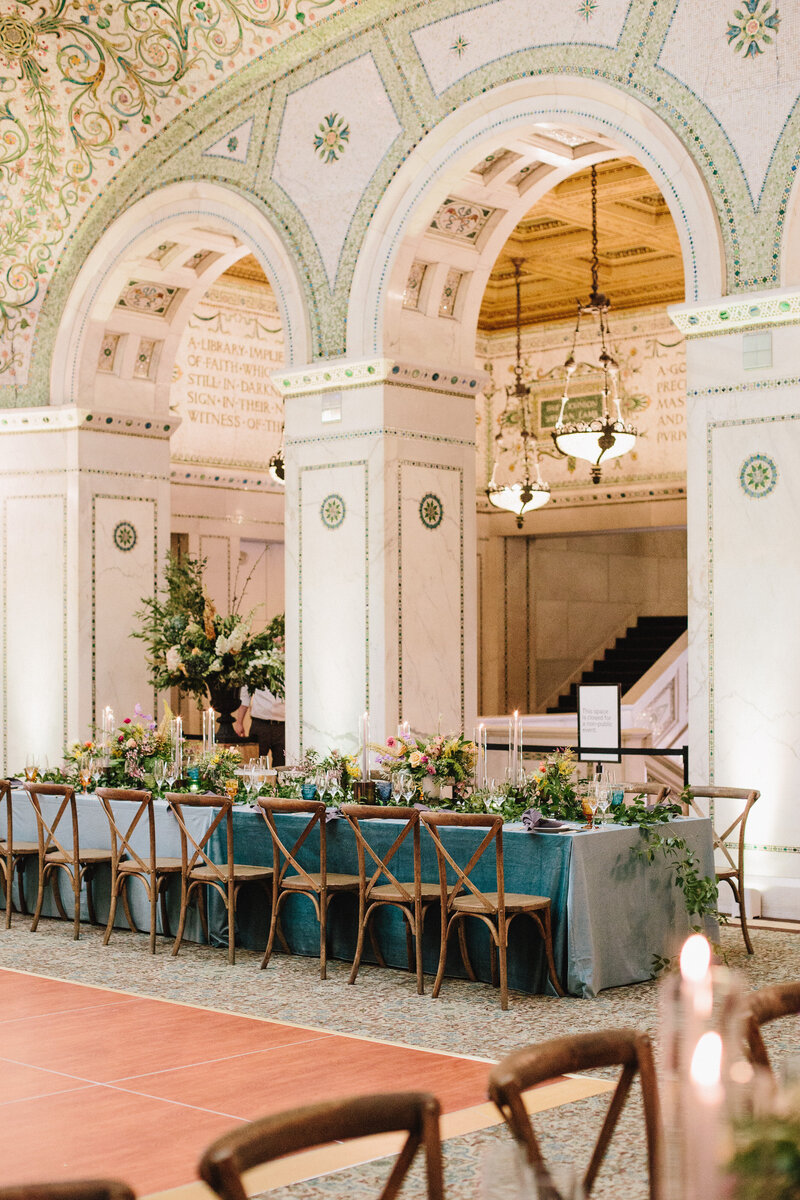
[170,279,284,471]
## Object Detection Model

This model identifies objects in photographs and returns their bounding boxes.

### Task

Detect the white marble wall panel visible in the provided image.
[298,461,369,754]
[398,461,465,734]
[411,0,630,98]
[199,533,232,611]
[2,494,67,772]
[707,415,800,878]
[93,495,157,726]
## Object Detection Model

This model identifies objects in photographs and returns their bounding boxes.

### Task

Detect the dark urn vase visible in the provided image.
[207,683,242,743]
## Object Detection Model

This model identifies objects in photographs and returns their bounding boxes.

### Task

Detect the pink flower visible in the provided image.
[117,734,124,743]
[123,718,131,724]
[420,755,428,764]
[427,766,435,775]
[387,737,395,747]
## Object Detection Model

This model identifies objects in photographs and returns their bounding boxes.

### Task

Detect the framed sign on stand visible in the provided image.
[577,683,621,764]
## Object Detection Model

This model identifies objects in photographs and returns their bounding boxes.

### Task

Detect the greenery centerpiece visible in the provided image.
[133,553,285,737]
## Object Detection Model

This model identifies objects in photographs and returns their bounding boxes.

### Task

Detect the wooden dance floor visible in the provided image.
[0,968,611,1197]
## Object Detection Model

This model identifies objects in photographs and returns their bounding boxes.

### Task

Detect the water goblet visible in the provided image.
[391,773,406,804]
[583,781,600,829]
[79,757,93,794]
[24,753,38,783]
[402,772,417,805]
[152,760,167,797]
[595,785,612,827]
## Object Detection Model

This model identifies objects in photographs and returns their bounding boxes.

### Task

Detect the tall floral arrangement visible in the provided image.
[133,553,285,701]
[374,732,477,793]
[105,705,173,788]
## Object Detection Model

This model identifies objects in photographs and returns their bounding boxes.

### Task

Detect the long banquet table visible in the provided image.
[2,789,715,998]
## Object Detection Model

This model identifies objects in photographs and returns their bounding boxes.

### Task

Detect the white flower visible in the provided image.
[165,646,182,671]
[215,633,233,656]
[126,738,136,750]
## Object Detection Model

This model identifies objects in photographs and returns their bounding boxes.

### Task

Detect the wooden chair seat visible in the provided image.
[421,811,564,1007]
[258,798,358,979]
[26,783,111,939]
[45,848,113,864]
[451,890,550,914]
[168,793,274,964]
[341,805,437,994]
[190,862,272,882]
[282,870,359,891]
[370,881,441,902]
[0,840,38,854]
[117,856,182,874]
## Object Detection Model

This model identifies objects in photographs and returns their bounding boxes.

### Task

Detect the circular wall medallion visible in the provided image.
[419,493,444,529]
[113,520,138,551]
[320,494,346,529]
[739,453,778,499]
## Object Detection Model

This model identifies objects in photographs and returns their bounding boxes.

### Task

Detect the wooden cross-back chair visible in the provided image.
[257,797,358,978]
[1,779,40,928]
[166,793,273,964]
[420,811,564,1009]
[489,1029,662,1200]
[0,1181,135,1200]
[96,787,182,954]
[199,1091,444,1200]
[682,786,760,953]
[340,805,440,994]
[25,782,113,940]
[619,783,669,806]
[743,980,800,1075]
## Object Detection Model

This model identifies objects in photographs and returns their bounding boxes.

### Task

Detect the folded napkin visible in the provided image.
[522,808,565,832]
[325,806,342,823]
[6,777,24,787]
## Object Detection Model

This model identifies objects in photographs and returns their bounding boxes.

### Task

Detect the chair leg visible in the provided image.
[457,918,477,981]
[50,868,69,922]
[498,915,508,1011]
[85,865,98,927]
[348,900,370,985]
[735,874,755,955]
[534,908,565,997]
[198,885,209,942]
[120,879,136,933]
[30,860,47,932]
[261,890,284,970]
[404,915,414,973]
[414,900,424,995]
[227,881,235,965]
[319,890,328,981]
[103,876,120,946]
[73,867,82,940]
[149,876,157,955]
[2,865,10,929]
[158,879,171,939]
[172,880,191,957]
[15,858,29,916]
[432,914,455,999]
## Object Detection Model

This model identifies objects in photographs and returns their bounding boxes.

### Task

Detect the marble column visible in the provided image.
[672,288,800,912]
[276,358,481,759]
[0,406,172,774]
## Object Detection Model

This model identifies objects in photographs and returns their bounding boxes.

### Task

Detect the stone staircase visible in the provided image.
[546,615,688,715]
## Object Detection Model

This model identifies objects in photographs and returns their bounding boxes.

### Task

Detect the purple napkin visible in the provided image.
[522,807,565,832]
[325,806,342,823]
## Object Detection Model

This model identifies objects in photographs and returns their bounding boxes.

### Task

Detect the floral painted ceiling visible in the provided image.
[0,0,353,381]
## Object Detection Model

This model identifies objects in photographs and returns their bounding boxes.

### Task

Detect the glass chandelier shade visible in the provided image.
[551,165,638,483]
[486,257,550,527]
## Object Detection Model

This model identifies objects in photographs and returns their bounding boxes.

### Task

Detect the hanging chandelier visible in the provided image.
[551,165,637,484]
[486,258,550,528]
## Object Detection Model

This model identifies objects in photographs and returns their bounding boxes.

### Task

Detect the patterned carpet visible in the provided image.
[1,919,798,1199]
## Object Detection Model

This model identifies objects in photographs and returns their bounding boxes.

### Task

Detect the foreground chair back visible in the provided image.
[257,797,358,978]
[1,779,40,928]
[421,811,564,1008]
[166,793,273,963]
[341,804,439,994]
[743,980,800,1075]
[25,782,113,940]
[0,1182,135,1200]
[199,1091,444,1200]
[96,787,182,954]
[488,1029,661,1200]
[682,785,760,953]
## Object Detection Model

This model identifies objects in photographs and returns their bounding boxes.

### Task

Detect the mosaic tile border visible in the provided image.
[671,291,800,337]
[0,408,175,437]
[275,358,484,399]
[287,427,476,449]
[688,375,800,397]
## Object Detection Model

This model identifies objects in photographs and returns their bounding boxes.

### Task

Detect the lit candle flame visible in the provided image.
[690,1031,722,1089]
[680,934,711,983]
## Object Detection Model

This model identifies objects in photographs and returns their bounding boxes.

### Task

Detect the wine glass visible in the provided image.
[152,760,167,797]
[402,772,416,805]
[583,781,600,829]
[79,756,93,794]
[24,753,38,783]
[91,757,104,792]
[595,785,612,827]
[224,777,239,802]
[391,773,406,804]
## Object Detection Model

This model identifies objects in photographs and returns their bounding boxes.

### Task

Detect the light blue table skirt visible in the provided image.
[3,791,715,997]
